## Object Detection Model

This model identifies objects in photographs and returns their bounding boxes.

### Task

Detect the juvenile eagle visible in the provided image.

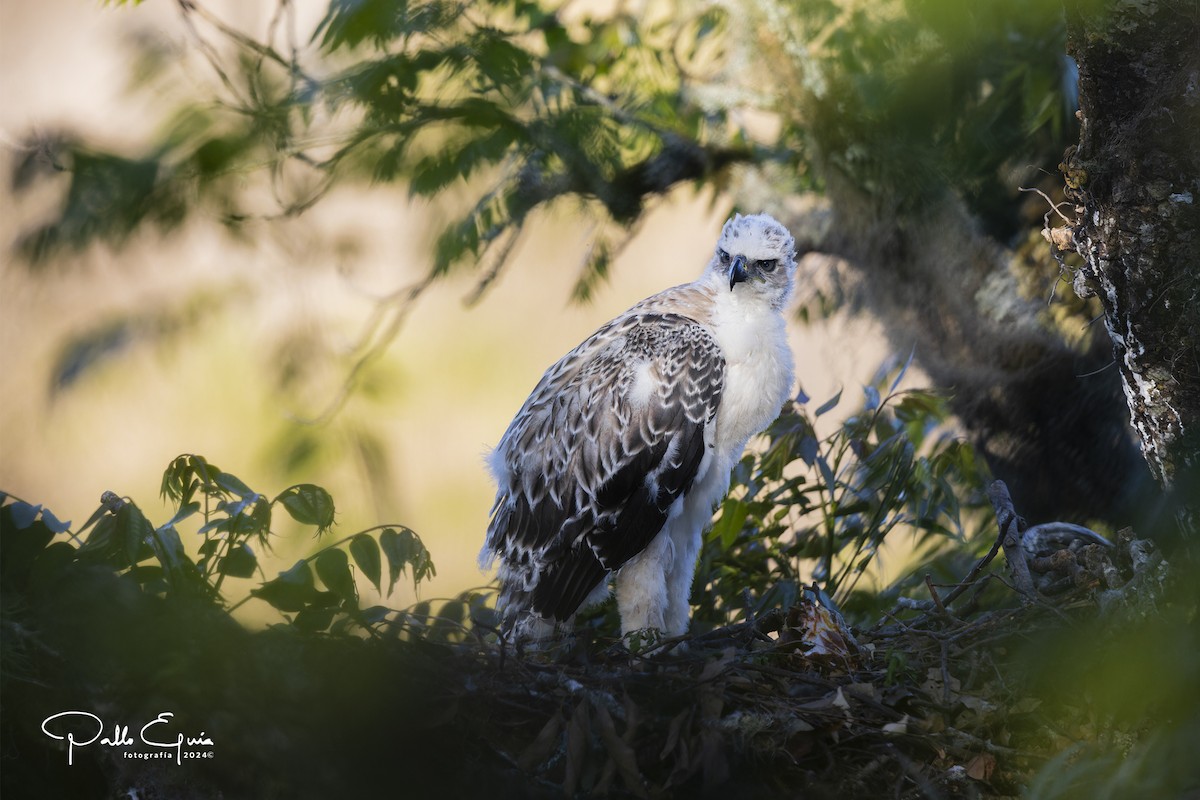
[481,213,797,638]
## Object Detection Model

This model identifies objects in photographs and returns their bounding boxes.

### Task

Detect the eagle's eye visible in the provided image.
[757,259,779,272]
[717,248,731,265]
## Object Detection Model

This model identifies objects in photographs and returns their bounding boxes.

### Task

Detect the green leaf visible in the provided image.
[863,384,880,411]
[251,559,317,612]
[151,524,187,570]
[408,126,517,197]
[315,0,457,50]
[710,499,750,550]
[798,435,819,466]
[1,504,57,587]
[161,501,200,529]
[129,564,167,592]
[232,497,272,542]
[161,454,192,501]
[294,606,336,633]
[16,148,179,263]
[147,523,210,598]
[468,33,535,88]
[408,600,432,626]
[76,501,111,537]
[816,455,838,492]
[815,388,844,417]
[219,543,258,578]
[309,589,343,609]
[8,502,40,530]
[114,503,154,567]
[349,533,383,594]
[214,471,255,498]
[28,541,78,594]
[832,500,871,517]
[380,526,435,595]
[39,507,71,534]
[889,348,916,394]
[360,605,391,626]
[79,515,116,560]
[315,548,357,605]
[428,599,466,642]
[275,485,336,534]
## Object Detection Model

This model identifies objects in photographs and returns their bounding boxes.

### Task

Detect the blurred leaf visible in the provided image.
[114,503,154,567]
[350,533,383,594]
[214,471,255,498]
[251,559,318,612]
[693,367,985,630]
[275,484,336,534]
[889,348,916,394]
[0,504,56,588]
[710,499,750,549]
[428,598,465,642]
[14,145,187,263]
[161,454,218,504]
[863,384,880,412]
[409,125,518,197]
[315,548,357,605]
[79,515,116,560]
[8,502,41,530]
[27,541,78,594]
[380,526,436,594]
[294,606,336,633]
[151,524,187,570]
[315,0,457,50]
[815,389,843,417]
[220,543,258,578]
[38,507,71,534]
[360,605,391,626]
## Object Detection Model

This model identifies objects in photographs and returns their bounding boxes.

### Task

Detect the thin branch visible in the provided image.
[289,275,436,426]
[924,574,947,615]
[177,0,252,107]
[462,222,527,307]
[1017,186,1074,225]
[179,0,319,92]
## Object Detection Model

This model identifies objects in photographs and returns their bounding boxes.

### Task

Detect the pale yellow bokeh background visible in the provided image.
[0,0,891,616]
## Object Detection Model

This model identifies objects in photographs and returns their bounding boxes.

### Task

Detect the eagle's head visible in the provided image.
[709,213,797,309]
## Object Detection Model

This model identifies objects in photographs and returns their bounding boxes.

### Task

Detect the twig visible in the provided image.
[924,574,947,615]
[462,222,527,307]
[938,532,1004,609]
[179,0,319,92]
[289,275,436,425]
[1017,186,1074,224]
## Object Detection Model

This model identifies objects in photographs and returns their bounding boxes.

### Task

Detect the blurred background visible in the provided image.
[0,0,888,612]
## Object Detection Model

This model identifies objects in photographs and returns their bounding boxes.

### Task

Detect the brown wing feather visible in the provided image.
[485,313,724,621]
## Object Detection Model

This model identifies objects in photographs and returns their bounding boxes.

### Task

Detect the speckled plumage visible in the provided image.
[481,213,797,638]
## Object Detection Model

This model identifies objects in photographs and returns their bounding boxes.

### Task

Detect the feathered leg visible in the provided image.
[615,531,673,633]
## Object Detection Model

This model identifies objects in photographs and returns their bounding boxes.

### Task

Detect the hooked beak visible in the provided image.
[729,254,748,290]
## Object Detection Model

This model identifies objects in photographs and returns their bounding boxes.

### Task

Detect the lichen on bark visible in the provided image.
[1062,0,1200,487]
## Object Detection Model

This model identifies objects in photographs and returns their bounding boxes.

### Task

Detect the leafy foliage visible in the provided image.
[766,0,1078,227]
[690,362,987,631]
[3,437,1196,799]
[13,0,754,296]
[2,364,986,647]
[4,454,436,637]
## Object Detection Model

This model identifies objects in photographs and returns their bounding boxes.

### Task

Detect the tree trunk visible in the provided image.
[805,174,1148,525]
[1062,0,1200,489]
